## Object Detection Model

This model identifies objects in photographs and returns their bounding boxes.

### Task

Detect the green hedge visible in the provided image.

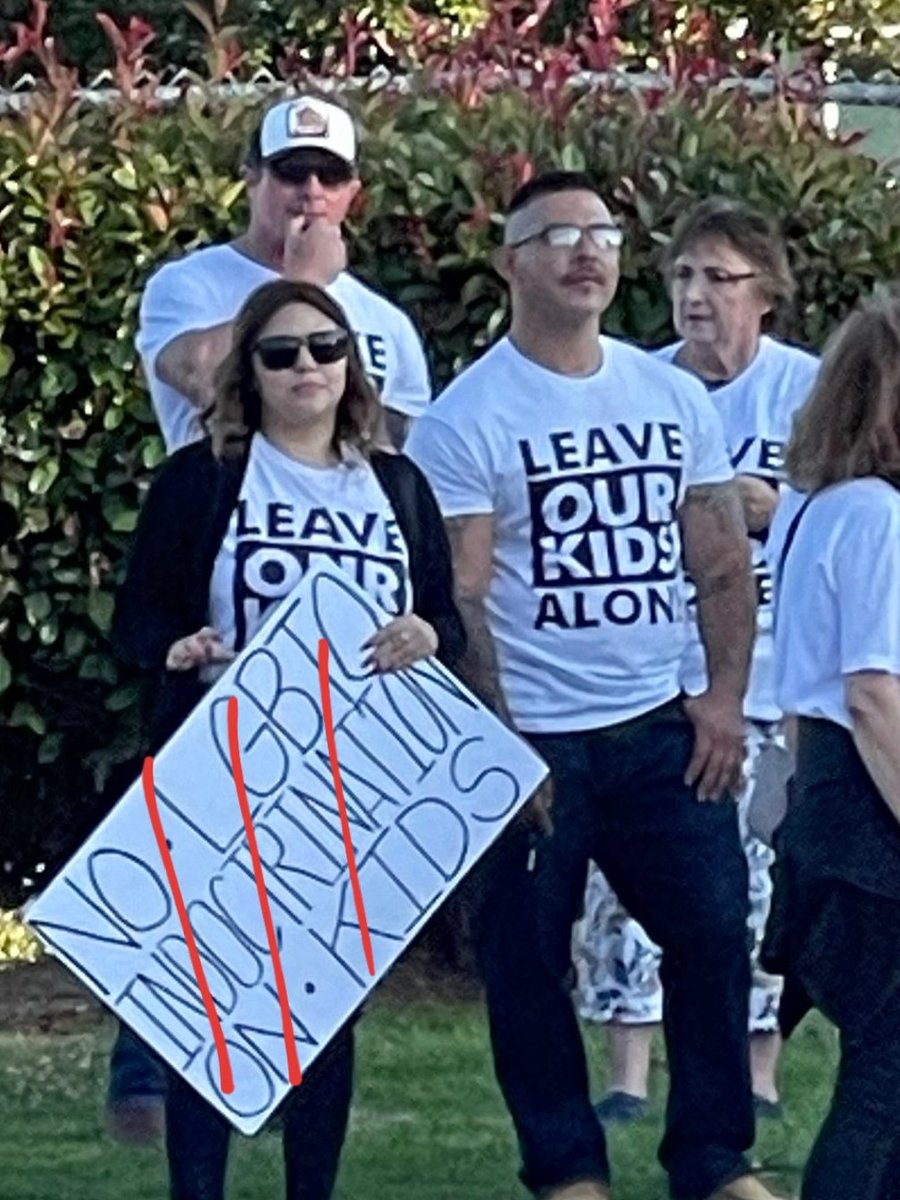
[3,1,900,82]
[2,65,900,903]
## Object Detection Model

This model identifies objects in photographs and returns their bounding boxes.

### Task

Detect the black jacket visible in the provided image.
[113,439,466,750]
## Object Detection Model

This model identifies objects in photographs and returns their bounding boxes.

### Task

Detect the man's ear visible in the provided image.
[347,178,366,219]
[493,245,515,283]
[242,163,262,189]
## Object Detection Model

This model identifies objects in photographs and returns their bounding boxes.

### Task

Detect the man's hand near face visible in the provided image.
[283,215,347,287]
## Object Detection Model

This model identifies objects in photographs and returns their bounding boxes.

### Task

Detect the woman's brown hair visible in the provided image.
[786,296,900,491]
[206,279,381,459]
[662,198,796,329]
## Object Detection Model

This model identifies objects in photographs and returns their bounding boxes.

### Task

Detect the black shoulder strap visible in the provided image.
[370,452,419,544]
[369,451,424,589]
[199,440,252,586]
[775,493,814,596]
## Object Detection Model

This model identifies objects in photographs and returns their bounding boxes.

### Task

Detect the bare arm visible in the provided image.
[679,480,756,799]
[445,512,552,829]
[444,514,512,723]
[680,479,755,702]
[155,322,235,410]
[383,409,412,452]
[847,671,900,827]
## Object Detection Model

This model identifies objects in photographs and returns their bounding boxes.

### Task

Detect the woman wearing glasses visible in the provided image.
[114,278,464,1200]
[574,199,819,1125]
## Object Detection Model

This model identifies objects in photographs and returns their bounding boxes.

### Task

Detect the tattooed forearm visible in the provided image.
[680,481,756,696]
[444,515,513,725]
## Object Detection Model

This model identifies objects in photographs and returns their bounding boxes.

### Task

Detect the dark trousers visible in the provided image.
[764,718,900,1198]
[166,1026,354,1200]
[802,988,900,1200]
[477,698,754,1200]
[108,1021,167,1105]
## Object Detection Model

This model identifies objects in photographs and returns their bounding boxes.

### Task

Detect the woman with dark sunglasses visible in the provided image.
[113,278,465,1200]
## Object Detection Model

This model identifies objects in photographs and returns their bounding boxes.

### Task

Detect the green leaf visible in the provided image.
[102,495,138,532]
[141,439,166,470]
[0,654,11,695]
[10,703,46,735]
[87,590,115,632]
[38,733,64,765]
[106,683,142,713]
[79,653,118,683]
[27,245,52,284]
[560,142,586,172]
[28,460,60,496]
[112,163,138,190]
[24,592,51,625]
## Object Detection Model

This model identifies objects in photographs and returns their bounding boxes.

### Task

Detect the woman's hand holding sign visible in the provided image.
[362,614,439,673]
[166,627,236,672]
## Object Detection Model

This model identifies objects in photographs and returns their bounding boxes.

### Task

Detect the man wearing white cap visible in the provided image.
[137,94,431,452]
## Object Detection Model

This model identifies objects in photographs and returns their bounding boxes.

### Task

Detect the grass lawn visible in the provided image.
[0,992,836,1200]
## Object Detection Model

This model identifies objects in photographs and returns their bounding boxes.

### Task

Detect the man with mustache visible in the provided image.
[407,172,778,1200]
[138,94,430,453]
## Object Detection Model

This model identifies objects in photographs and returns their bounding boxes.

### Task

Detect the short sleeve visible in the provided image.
[381,311,432,419]
[681,381,734,489]
[405,412,495,517]
[834,500,900,677]
[136,260,227,375]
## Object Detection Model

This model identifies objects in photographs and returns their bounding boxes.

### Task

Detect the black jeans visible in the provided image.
[477,698,754,1200]
[802,957,900,1200]
[166,1026,354,1200]
[764,718,900,1197]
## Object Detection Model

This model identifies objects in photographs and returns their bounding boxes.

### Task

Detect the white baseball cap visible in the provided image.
[258,97,357,166]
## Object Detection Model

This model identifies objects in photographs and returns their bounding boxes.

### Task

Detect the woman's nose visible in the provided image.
[680,273,705,303]
[293,342,318,370]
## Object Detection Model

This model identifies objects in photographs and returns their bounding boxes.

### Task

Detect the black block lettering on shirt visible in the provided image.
[518,424,687,634]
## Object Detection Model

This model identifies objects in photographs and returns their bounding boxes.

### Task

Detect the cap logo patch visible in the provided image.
[287,104,329,139]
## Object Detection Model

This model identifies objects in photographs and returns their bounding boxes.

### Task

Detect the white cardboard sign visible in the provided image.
[28,568,547,1133]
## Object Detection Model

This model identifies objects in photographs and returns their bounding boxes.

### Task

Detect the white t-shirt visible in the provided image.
[406,336,733,733]
[655,337,819,721]
[137,244,432,451]
[208,433,411,654]
[768,478,900,731]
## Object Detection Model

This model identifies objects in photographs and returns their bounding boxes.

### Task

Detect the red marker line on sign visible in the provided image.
[317,637,376,976]
[226,695,303,1086]
[141,757,234,1094]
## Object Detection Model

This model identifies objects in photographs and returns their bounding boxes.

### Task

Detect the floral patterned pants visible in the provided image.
[573,721,785,1033]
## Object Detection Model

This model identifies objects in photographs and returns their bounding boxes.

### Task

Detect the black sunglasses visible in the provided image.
[253,331,351,370]
[268,154,355,188]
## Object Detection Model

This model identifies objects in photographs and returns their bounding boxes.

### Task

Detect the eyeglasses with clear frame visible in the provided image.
[507,222,625,251]
[671,265,758,288]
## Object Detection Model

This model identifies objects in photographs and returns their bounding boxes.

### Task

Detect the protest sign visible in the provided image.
[27,567,547,1134]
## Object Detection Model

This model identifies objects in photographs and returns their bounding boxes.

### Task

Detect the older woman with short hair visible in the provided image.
[574,199,818,1126]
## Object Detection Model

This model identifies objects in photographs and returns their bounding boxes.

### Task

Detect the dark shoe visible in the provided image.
[753,1094,784,1120]
[593,1090,648,1124]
